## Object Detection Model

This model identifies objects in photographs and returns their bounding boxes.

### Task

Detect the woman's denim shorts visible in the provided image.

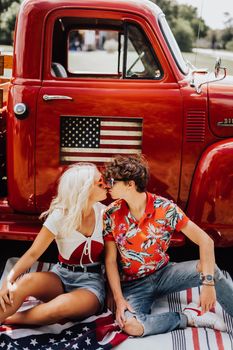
[50,263,105,308]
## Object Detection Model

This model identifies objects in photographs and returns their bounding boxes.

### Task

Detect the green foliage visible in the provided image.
[190,17,209,38]
[172,18,194,52]
[0,0,19,13]
[150,0,179,27]
[221,13,233,49]
[150,1,208,50]
[0,0,22,44]
[225,40,233,51]
[177,4,208,38]
[178,4,197,22]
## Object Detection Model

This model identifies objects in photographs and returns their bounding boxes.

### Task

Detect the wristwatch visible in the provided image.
[200,273,215,284]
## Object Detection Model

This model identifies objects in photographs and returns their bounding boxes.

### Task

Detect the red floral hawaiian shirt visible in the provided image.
[103,192,189,281]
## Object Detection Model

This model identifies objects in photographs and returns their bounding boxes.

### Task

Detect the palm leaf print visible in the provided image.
[119,246,152,264]
[166,206,182,228]
[141,237,156,250]
[126,227,138,239]
[154,198,171,209]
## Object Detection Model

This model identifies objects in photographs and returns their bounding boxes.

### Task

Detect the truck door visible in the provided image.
[36,9,183,212]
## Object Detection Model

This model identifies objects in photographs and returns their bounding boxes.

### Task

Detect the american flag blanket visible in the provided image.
[0,258,232,350]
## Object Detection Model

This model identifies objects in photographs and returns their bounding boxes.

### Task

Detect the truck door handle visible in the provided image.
[43,95,73,101]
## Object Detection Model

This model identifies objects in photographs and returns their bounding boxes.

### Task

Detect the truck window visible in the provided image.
[51,18,163,80]
[68,29,123,75]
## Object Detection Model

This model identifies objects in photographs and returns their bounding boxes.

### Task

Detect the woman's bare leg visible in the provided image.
[0,271,64,323]
[5,289,100,325]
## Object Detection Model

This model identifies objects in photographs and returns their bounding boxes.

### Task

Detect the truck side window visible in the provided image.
[125,24,162,79]
[68,29,123,76]
[51,18,162,80]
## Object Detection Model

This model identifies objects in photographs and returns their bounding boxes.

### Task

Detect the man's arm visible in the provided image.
[105,241,134,327]
[181,220,216,313]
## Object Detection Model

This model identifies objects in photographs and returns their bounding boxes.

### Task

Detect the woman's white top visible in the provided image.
[43,202,106,266]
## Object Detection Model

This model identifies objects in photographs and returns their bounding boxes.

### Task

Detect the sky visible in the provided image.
[176,0,233,29]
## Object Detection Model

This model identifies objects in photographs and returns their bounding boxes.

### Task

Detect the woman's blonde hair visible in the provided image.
[41,163,98,236]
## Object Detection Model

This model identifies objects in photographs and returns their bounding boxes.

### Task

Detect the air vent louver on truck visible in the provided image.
[186,110,206,142]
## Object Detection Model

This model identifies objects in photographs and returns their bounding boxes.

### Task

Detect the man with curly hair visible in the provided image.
[103,155,233,337]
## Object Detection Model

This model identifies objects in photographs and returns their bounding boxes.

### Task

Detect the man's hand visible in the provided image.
[199,285,216,314]
[115,297,134,328]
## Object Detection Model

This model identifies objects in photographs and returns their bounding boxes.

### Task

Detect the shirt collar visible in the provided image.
[145,192,156,216]
[119,192,155,217]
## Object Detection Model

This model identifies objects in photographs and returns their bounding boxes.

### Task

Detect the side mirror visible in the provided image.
[191,58,227,94]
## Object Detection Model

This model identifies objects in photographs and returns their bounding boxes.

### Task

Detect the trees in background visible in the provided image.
[0,0,232,52]
[151,0,209,52]
[154,0,233,52]
[221,12,233,50]
[0,0,22,45]
[0,0,206,50]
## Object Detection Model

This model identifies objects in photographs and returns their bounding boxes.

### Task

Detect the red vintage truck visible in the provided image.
[0,0,232,248]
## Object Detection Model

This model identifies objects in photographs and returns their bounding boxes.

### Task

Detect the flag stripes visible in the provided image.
[168,292,187,350]
[60,116,143,163]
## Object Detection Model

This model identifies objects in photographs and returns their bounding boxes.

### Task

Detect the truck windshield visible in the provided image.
[158,14,188,75]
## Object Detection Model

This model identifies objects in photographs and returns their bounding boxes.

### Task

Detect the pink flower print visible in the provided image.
[119,223,126,232]
[116,233,127,246]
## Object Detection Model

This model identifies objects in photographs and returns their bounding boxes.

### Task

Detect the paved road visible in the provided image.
[194,48,233,61]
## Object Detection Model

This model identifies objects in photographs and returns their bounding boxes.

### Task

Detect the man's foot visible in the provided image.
[183,303,226,332]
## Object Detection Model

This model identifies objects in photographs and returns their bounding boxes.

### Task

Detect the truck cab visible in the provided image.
[0,0,233,246]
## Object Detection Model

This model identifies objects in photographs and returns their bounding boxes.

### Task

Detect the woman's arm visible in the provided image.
[6,226,55,284]
[181,220,216,313]
[105,241,134,328]
[0,226,55,310]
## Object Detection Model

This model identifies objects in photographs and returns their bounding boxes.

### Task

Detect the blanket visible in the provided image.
[0,258,232,350]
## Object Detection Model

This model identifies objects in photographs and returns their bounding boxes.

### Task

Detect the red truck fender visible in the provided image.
[187,139,233,246]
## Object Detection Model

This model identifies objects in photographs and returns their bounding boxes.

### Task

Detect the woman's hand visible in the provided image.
[115,297,134,329]
[199,285,216,314]
[0,280,15,312]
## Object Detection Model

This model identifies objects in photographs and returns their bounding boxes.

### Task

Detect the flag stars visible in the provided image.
[7,344,13,350]
[72,344,79,349]
[83,326,90,331]
[49,338,56,343]
[60,116,100,150]
[85,337,91,346]
[30,339,38,346]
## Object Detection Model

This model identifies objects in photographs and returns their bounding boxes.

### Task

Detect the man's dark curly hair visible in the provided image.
[104,155,149,193]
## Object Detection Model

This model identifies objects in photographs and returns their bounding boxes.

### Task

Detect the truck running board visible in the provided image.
[0,222,41,241]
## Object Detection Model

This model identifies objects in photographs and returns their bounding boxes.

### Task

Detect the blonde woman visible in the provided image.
[0,163,107,325]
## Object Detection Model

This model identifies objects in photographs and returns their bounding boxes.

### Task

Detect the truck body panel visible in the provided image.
[0,0,232,246]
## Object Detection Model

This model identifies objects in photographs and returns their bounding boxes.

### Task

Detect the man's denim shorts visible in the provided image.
[50,263,105,308]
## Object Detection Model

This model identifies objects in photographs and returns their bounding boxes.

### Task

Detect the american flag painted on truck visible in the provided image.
[60,116,143,163]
